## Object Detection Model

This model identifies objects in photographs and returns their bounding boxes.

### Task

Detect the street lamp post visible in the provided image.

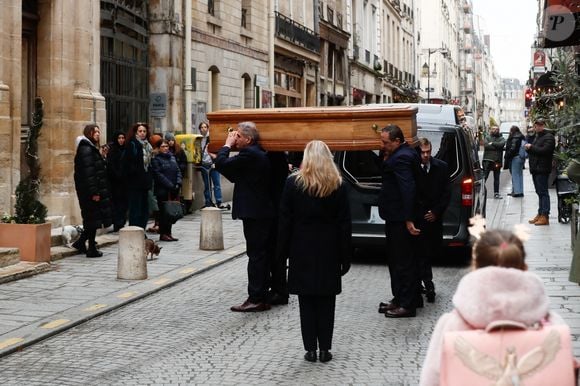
[426,48,449,104]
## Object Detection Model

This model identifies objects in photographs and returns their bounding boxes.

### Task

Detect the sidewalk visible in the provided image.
[0,208,246,357]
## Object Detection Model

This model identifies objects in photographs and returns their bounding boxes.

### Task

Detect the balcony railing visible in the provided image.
[275,12,320,53]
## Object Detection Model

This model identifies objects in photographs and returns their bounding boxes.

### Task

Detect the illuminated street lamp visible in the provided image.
[426,48,449,104]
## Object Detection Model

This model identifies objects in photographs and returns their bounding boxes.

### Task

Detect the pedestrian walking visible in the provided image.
[199,122,227,209]
[277,140,351,363]
[503,125,526,197]
[567,158,580,284]
[377,124,421,318]
[124,122,154,230]
[106,131,128,231]
[151,139,182,242]
[482,125,506,199]
[415,138,450,303]
[72,124,113,257]
[213,121,276,312]
[420,228,573,386]
[525,118,556,226]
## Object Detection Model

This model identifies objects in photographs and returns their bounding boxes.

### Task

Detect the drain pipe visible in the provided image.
[184,0,192,133]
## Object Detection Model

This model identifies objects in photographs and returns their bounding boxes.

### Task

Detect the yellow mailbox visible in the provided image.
[175,134,203,164]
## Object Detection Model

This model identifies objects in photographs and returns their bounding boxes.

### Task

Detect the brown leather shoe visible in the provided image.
[534,215,549,226]
[528,214,541,224]
[385,306,416,318]
[159,234,176,242]
[230,300,271,312]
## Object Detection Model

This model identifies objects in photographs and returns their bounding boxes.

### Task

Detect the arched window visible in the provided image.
[241,73,253,108]
[208,66,220,111]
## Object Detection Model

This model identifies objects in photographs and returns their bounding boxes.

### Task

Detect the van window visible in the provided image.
[342,150,382,185]
[420,131,460,178]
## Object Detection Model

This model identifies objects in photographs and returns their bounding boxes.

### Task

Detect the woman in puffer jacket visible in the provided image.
[73,124,113,257]
[151,139,182,241]
[420,229,569,386]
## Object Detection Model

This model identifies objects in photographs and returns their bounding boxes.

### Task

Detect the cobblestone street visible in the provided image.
[0,254,465,385]
[0,168,577,385]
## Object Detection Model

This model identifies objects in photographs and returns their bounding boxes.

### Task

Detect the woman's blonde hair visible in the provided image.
[294,140,341,198]
[472,229,527,270]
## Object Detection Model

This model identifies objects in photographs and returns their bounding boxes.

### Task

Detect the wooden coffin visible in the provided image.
[206,104,418,152]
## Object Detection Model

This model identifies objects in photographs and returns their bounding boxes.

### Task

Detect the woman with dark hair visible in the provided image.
[151,139,182,241]
[504,125,525,197]
[124,122,153,230]
[72,124,113,257]
[106,131,128,231]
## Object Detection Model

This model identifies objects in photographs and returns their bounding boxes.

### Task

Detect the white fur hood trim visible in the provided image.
[452,266,549,328]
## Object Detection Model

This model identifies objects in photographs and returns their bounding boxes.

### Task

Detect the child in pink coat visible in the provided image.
[420,229,568,386]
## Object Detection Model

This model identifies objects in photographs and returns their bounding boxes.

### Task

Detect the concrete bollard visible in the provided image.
[117,226,148,280]
[200,207,224,250]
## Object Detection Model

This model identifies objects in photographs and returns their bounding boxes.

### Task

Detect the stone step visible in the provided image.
[0,248,19,269]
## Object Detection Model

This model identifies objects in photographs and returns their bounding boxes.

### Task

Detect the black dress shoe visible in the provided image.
[385,306,416,318]
[159,234,176,242]
[267,293,289,305]
[319,350,333,363]
[304,351,317,362]
[230,300,271,312]
[378,301,399,313]
[86,249,103,258]
[425,290,436,303]
[512,193,524,198]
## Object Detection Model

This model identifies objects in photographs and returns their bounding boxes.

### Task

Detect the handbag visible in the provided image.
[161,199,185,224]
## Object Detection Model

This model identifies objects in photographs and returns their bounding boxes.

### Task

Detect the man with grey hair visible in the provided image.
[214,121,276,312]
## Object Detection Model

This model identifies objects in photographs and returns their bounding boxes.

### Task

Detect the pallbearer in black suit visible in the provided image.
[277,140,351,363]
[213,122,275,312]
[377,124,421,318]
[415,138,451,303]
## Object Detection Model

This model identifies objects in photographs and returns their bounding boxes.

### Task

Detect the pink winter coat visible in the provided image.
[419,266,566,386]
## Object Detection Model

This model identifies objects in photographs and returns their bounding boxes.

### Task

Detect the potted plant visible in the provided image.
[0,97,51,262]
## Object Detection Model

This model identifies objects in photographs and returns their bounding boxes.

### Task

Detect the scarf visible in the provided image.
[137,137,153,171]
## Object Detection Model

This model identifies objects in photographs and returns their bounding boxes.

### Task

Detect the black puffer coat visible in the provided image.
[528,130,555,175]
[503,132,524,169]
[124,137,153,191]
[74,137,113,229]
[151,152,182,200]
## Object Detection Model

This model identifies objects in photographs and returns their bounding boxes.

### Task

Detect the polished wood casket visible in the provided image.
[206,104,418,152]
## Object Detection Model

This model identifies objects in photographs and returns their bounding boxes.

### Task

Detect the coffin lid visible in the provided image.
[207,104,418,152]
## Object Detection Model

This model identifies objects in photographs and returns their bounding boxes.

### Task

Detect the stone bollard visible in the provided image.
[200,207,224,250]
[117,226,148,280]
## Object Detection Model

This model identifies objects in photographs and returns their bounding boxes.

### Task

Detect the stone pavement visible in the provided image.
[0,208,246,357]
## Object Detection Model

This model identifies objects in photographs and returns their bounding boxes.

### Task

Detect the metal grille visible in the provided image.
[100,0,149,139]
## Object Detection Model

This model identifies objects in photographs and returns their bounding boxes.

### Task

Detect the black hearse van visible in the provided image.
[335,104,485,257]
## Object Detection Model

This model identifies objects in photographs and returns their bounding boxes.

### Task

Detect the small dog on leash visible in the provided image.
[144,239,162,260]
[62,225,84,247]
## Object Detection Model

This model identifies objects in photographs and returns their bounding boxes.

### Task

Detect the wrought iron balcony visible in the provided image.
[275,12,320,53]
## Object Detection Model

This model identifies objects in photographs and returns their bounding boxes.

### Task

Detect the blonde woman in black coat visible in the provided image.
[277,140,352,363]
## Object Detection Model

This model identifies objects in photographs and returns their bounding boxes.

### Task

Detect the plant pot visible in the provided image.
[0,223,51,263]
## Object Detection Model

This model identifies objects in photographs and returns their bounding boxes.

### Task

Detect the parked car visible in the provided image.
[335,105,486,258]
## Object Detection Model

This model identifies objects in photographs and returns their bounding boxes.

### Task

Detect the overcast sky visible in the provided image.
[472,0,538,83]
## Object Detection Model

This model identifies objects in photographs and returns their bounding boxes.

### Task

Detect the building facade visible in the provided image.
[1,0,505,224]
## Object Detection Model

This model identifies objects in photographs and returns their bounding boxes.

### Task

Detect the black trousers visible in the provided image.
[155,196,173,236]
[298,295,336,351]
[266,219,288,297]
[385,222,420,309]
[416,219,443,284]
[242,218,273,303]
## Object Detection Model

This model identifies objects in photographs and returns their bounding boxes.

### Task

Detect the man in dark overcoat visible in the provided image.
[415,138,450,303]
[214,121,275,312]
[525,117,555,226]
[377,124,421,318]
